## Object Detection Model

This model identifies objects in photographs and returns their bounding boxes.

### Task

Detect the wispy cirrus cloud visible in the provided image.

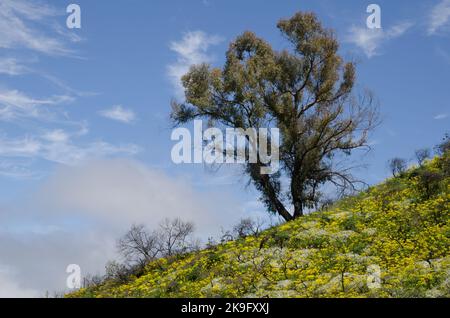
[0,0,73,56]
[99,105,136,124]
[41,137,141,166]
[434,113,448,120]
[0,57,28,76]
[0,84,138,179]
[0,88,141,178]
[0,130,140,175]
[0,159,37,179]
[168,31,223,98]
[435,46,450,64]
[0,1,142,181]
[346,22,413,58]
[0,88,74,122]
[0,135,41,158]
[428,0,450,35]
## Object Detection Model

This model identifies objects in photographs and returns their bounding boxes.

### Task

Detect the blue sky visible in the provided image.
[0,0,449,296]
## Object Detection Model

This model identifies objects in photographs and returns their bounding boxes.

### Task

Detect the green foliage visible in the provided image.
[171,11,379,221]
[68,158,449,298]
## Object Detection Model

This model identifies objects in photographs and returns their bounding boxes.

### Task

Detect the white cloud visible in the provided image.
[0,2,139,181]
[436,47,450,64]
[434,113,448,120]
[428,0,450,35]
[0,89,141,176]
[0,57,28,75]
[99,105,136,124]
[0,130,140,171]
[0,229,116,297]
[0,266,40,298]
[0,0,72,56]
[42,139,141,166]
[0,89,72,107]
[0,159,37,179]
[42,129,70,143]
[346,22,413,58]
[0,159,243,296]
[0,88,74,121]
[0,135,41,157]
[35,160,236,231]
[168,31,223,98]
[386,23,413,38]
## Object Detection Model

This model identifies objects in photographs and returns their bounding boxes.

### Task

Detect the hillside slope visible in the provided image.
[69,155,449,298]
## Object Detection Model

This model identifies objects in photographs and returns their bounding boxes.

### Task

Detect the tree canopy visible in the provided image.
[171,12,379,221]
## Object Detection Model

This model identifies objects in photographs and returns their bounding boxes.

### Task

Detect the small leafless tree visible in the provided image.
[388,158,407,177]
[104,260,132,283]
[415,148,430,166]
[82,273,103,288]
[117,224,161,267]
[318,197,336,211]
[157,218,196,256]
[435,133,450,155]
[233,217,265,238]
[117,218,197,267]
[220,228,234,243]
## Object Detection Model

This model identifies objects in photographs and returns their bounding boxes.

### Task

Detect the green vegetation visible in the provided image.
[171,11,379,221]
[68,153,449,298]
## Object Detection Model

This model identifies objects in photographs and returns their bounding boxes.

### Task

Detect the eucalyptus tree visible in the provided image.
[171,12,379,221]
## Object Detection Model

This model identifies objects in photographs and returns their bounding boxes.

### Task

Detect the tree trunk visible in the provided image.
[291,167,304,219]
[249,163,293,222]
[293,202,304,218]
[261,175,293,222]
[275,199,293,222]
